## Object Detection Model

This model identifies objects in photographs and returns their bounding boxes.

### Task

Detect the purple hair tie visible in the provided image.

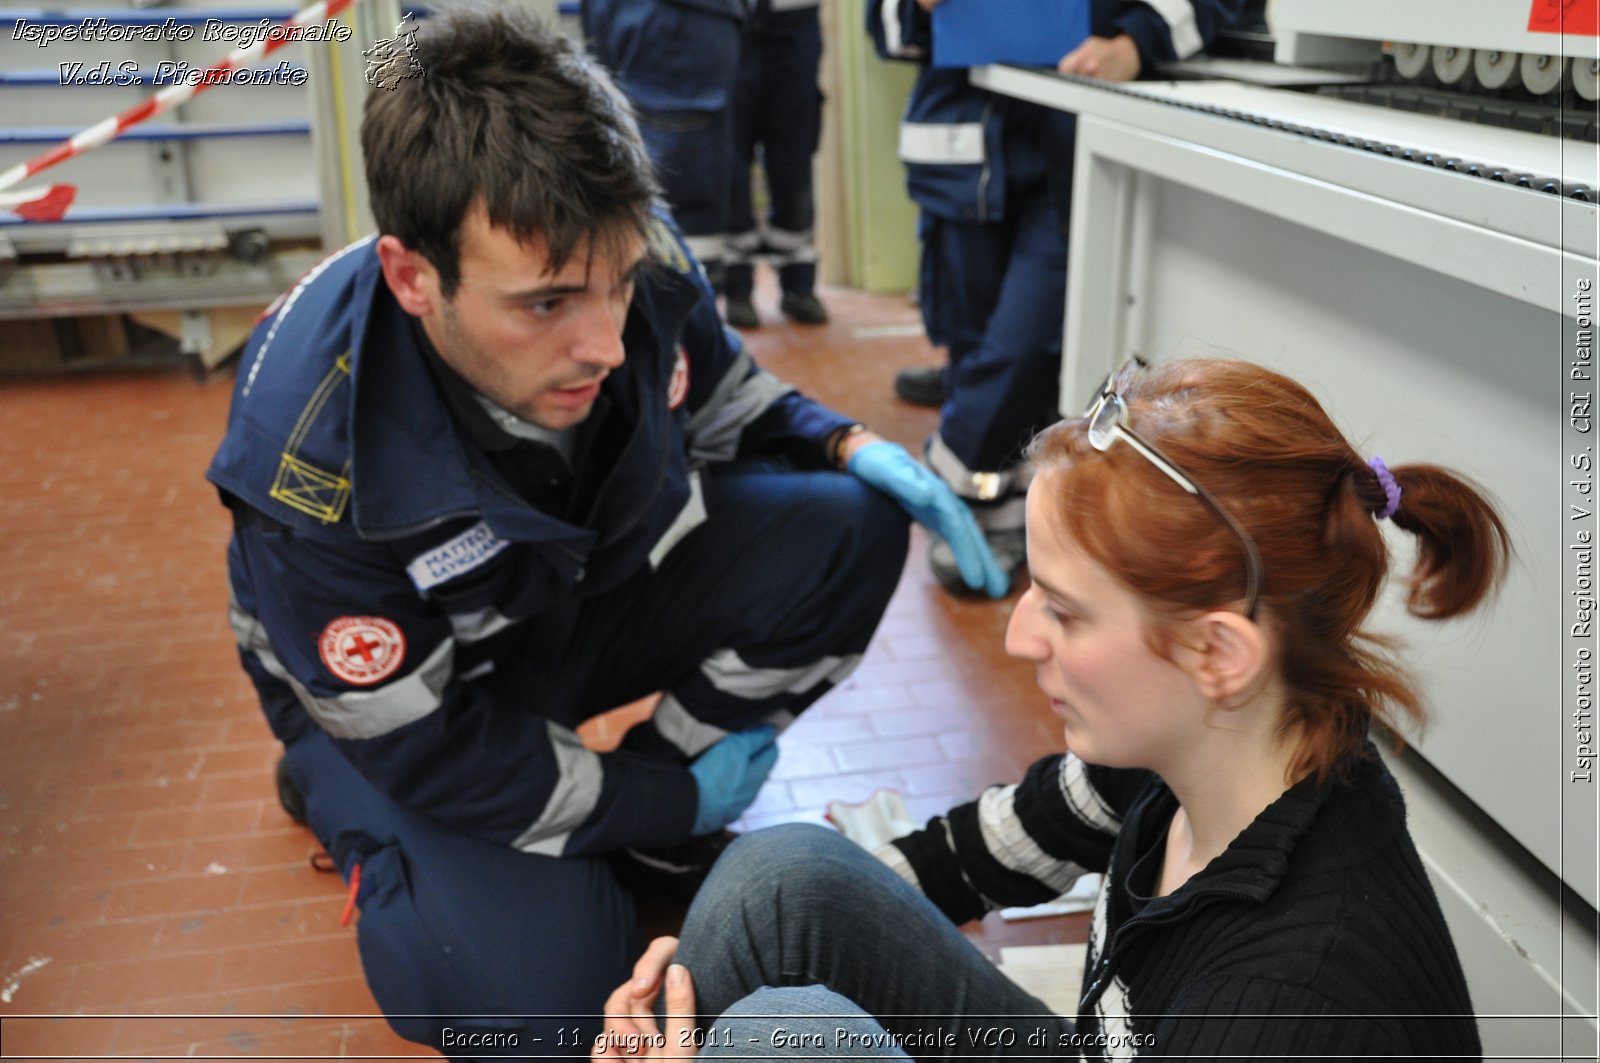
[1368,456,1402,519]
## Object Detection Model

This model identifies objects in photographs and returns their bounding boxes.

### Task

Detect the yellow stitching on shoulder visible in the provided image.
[270,453,352,523]
[646,217,691,275]
[285,351,353,454]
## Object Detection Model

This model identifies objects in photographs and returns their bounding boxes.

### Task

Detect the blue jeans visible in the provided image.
[702,988,909,1061]
[677,824,1074,1059]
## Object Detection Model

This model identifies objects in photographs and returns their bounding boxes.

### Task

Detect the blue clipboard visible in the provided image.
[931,0,1092,69]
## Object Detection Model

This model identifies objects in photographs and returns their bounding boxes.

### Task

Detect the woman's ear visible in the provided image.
[1179,611,1270,704]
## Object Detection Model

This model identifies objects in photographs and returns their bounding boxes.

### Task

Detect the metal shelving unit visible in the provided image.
[0,0,402,369]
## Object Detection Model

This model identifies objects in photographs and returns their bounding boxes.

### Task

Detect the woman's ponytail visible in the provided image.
[1385,463,1512,621]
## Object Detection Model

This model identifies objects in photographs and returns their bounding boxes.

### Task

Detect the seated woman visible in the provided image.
[595,357,1508,1061]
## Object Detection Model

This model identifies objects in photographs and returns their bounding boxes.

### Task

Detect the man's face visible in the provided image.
[417,205,645,431]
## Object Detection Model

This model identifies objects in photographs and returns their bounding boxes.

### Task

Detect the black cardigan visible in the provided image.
[887,747,1482,1060]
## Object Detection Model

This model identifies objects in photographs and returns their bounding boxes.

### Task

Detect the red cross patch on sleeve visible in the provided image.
[319,616,407,685]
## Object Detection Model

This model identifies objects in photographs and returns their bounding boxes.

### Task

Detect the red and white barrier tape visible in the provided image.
[0,0,359,222]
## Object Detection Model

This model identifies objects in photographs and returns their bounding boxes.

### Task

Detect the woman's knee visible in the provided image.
[723,985,873,1020]
[683,824,869,941]
[712,823,866,894]
[706,987,908,1060]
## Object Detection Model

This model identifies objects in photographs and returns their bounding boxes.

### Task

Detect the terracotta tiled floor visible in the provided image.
[0,276,1085,1059]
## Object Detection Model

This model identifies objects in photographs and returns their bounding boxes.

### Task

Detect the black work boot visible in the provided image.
[724,296,759,329]
[275,754,308,826]
[779,291,829,325]
[894,365,945,407]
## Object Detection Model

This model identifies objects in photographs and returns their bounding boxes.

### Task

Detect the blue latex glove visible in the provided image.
[689,725,779,836]
[847,441,1010,598]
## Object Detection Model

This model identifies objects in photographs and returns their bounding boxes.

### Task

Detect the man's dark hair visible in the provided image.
[362,3,658,296]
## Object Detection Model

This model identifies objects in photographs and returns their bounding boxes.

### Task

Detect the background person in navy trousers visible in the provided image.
[208,6,1007,1058]
[869,0,1245,595]
[582,0,746,291]
[723,0,830,329]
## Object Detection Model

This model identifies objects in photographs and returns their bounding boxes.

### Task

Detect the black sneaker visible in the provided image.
[724,296,760,329]
[779,291,829,325]
[609,830,738,904]
[275,754,308,826]
[894,365,945,407]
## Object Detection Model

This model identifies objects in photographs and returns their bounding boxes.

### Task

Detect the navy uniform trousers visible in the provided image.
[583,0,745,282]
[725,4,825,302]
[923,189,1067,479]
[284,462,908,1060]
[923,114,1075,491]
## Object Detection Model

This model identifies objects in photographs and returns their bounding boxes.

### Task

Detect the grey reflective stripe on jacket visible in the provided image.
[898,121,985,165]
[1142,0,1203,56]
[649,469,707,570]
[874,0,922,59]
[511,722,604,855]
[444,604,521,645]
[652,693,732,758]
[685,350,794,463]
[229,594,453,741]
[699,647,861,700]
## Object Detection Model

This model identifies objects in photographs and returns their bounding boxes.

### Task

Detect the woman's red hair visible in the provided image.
[1028,358,1511,782]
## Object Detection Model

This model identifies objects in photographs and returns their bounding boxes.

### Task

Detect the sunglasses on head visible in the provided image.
[1082,358,1264,621]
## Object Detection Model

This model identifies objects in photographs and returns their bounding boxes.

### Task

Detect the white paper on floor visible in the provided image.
[995,943,1086,1016]
[825,788,919,851]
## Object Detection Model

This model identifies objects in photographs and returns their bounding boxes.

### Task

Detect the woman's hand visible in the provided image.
[593,937,700,1060]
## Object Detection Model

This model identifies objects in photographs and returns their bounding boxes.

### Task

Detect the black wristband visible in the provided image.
[831,424,867,469]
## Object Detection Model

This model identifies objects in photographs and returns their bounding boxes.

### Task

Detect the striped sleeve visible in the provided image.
[886,754,1144,923]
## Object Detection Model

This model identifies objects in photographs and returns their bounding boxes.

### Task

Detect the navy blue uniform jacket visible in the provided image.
[208,215,852,857]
